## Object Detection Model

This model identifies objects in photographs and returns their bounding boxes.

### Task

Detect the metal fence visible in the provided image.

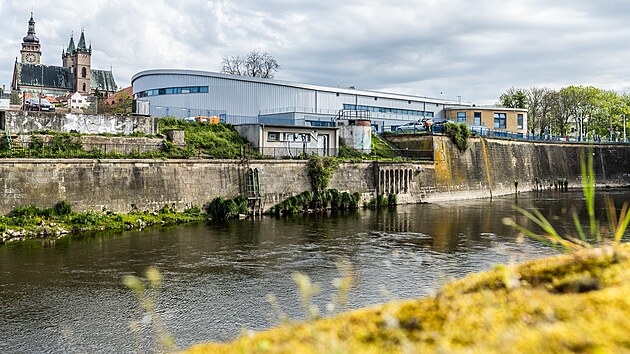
[399,124,630,143]
[253,147,433,160]
[0,140,434,161]
[0,140,166,158]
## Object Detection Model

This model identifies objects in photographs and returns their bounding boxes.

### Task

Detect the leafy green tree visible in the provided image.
[526,87,555,137]
[499,87,527,109]
[503,85,629,141]
[111,90,133,114]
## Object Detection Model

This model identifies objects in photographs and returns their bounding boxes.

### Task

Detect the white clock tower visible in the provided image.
[20,13,41,64]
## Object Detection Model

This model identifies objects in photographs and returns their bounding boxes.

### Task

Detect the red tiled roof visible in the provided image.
[105,86,132,105]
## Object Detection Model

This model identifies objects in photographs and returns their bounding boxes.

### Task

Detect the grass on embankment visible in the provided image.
[158,118,253,158]
[185,244,630,353]
[0,202,206,244]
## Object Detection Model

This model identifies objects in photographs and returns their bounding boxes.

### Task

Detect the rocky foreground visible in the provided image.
[184,244,630,353]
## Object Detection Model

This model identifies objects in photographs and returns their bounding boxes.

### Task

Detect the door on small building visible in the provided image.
[317,134,329,156]
[0,112,5,131]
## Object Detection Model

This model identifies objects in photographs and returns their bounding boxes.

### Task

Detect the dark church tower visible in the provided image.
[62,30,92,94]
[20,13,42,64]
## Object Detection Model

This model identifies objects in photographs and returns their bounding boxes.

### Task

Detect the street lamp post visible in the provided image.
[576,110,580,141]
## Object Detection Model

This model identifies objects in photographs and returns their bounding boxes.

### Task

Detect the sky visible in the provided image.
[2,0,630,104]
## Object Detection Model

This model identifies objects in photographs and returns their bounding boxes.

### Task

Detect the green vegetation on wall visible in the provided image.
[158,118,253,158]
[0,132,195,159]
[204,196,249,220]
[365,193,398,209]
[442,122,471,151]
[371,134,399,158]
[307,155,339,192]
[270,189,361,216]
[0,201,206,243]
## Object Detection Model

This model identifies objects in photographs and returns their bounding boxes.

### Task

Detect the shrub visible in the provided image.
[49,134,82,154]
[387,193,398,207]
[53,200,73,216]
[307,156,339,192]
[365,193,397,209]
[30,136,44,152]
[8,205,43,218]
[443,122,471,151]
[329,189,341,209]
[70,211,105,226]
[205,196,248,220]
[184,206,202,216]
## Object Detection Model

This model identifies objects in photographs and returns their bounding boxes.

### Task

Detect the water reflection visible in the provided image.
[1,189,627,353]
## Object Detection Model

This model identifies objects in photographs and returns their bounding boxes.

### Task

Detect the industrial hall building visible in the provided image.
[11,13,117,99]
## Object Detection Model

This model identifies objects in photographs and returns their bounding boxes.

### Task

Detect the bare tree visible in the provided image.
[221,55,245,76]
[221,51,280,78]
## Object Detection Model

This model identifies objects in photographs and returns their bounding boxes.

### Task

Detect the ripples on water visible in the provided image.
[2,190,627,353]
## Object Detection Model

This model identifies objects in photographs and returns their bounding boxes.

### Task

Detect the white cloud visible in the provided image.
[2,0,630,104]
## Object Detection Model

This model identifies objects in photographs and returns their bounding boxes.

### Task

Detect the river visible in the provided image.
[2,189,628,353]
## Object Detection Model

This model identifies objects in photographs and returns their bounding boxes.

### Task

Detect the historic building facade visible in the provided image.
[11,13,117,99]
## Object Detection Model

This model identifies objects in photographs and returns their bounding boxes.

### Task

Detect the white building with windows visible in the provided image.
[131,69,468,132]
[234,124,339,157]
[68,92,89,111]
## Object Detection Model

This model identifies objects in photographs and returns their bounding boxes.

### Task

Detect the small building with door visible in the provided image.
[234,124,339,158]
[444,106,527,136]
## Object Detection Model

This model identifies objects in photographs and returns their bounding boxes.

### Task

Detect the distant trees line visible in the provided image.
[499,86,630,141]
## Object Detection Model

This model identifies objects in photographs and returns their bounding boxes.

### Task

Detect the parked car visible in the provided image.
[396,118,433,133]
[396,121,424,133]
[431,119,454,133]
[24,97,55,112]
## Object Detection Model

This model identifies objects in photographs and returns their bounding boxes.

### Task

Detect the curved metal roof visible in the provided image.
[131,69,461,105]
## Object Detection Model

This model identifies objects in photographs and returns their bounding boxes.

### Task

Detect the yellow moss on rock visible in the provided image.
[184,245,630,354]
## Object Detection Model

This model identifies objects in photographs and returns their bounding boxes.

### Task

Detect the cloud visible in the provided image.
[2,0,630,104]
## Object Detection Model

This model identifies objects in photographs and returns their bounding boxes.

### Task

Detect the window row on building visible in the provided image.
[267,131,312,142]
[136,86,209,98]
[343,104,435,117]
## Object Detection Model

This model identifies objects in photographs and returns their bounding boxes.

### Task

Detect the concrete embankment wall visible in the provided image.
[0,137,629,214]
[0,159,377,214]
[418,136,630,202]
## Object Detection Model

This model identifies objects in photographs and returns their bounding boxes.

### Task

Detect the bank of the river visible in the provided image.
[0,203,206,244]
[186,244,630,353]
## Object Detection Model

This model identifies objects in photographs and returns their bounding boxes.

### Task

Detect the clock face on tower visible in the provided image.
[25,53,36,63]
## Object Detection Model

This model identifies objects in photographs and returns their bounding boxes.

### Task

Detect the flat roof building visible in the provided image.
[444,106,527,137]
[131,69,469,132]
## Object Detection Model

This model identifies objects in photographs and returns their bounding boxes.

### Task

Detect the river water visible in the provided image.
[1,189,628,353]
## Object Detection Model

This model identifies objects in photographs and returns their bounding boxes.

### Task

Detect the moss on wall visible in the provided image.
[185,244,630,353]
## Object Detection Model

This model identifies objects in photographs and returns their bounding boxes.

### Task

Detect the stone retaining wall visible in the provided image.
[0,137,629,214]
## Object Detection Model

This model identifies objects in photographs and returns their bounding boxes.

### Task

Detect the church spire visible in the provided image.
[77,30,87,51]
[22,12,40,43]
[67,34,75,53]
